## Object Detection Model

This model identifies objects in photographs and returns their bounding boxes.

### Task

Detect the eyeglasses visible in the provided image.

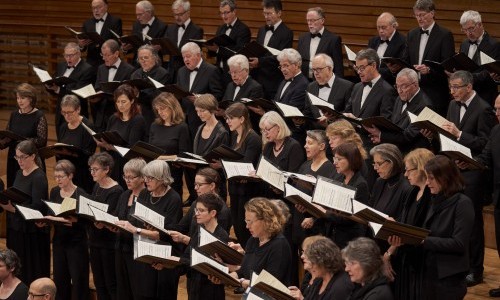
[461,23,479,33]
[333,157,345,163]
[278,64,294,70]
[353,63,373,73]
[63,52,78,58]
[54,175,68,180]
[138,55,152,61]
[404,168,417,173]
[372,160,389,168]
[89,168,102,173]
[194,207,209,214]
[100,52,115,58]
[61,110,76,116]
[228,69,245,75]
[306,18,323,23]
[28,292,47,299]
[311,66,329,74]
[245,219,260,225]
[260,124,277,133]
[173,10,188,17]
[449,84,468,91]
[123,175,139,182]
[143,176,156,182]
[262,11,275,17]
[413,11,431,19]
[14,154,31,161]
[194,182,210,188]
[344,260,359,267]
[394,82,416,91]
[219,10,233,17]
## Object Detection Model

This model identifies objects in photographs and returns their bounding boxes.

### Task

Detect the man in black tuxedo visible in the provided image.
[46,42,95,138]
[433,71,497,287]
[459,10,500,107]
[93,39,135,132]
[122,1,166,66]
[367,12,406,86]
[307,53,353,121]
[297,7,343,81]
[364,68,432,153]
[78,0,122,67]
[164,0,204,84]
[206,0,251,87]
[250,0,293,100]
[177,42,223,138]
[403,0,455,116]
[474,95,500,297]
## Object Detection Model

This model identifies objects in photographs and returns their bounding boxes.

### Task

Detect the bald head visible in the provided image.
[29,278,57,299]
[377,12,398,40]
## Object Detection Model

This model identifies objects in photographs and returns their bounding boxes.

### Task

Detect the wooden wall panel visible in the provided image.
[0,0,498,110]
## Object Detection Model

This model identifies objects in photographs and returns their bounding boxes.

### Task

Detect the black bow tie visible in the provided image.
[178,24,186,30]
[226,24,233,30]
[469,40,478,45]
[458,102,468,109]
[310,33,322,39]
[362,81,372,87]
[95,18,104,23]
[266,25,274,33]
[420,29,429,35]
[141,24,150,29]
[318,83,330,89]
[107,65,117,69]
[380,39,388,44]
[67,65,74,69]
[285,78,293,83]
[190,67,199,73]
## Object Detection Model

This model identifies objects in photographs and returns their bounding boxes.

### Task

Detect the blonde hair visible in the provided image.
[326,120,367,159]
[259,111,291,144]
[152,92,185,125]
[404,148,435,183]
[194,94,218,113]
[245,197,284,238]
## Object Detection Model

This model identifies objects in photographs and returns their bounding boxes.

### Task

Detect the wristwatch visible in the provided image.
[136,228,142,234]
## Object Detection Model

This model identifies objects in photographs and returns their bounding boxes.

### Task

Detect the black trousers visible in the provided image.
[90,246,116,300]
[53,240,89,300]
[115,250,137,300]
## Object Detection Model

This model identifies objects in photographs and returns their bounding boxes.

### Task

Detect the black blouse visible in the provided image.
[88,184,123,249]
[149,122,191,155]
[106,114,146,146]
[49,186,88,244]
[193,121,229,156]
[262,137,305,173]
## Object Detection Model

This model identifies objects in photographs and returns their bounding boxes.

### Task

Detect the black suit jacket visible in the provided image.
[368,30,406,85]
[403,23,455,115]
[476,124,500,206]
[297,28,344,78]
[95,61,135,90]
[164,21,204,80]
[380,89,432,153]
[459,32,500,106]
[253,22,293,99]
[344,77,396,119]
[130,17,167,63]
[223,76,263,101]
[177,61,223,137]
[307,75,353,115]
[210,19,251,69]
[81,13,122,66]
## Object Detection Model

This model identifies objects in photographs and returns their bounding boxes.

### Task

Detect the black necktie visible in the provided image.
[458,102,468,109]
[469,40,478,45]
[266,25,274,33]
[178,24,186,30]
[226,24,233,30]
[380,39,388,44]
[318,83,330,89]
[67,65,74,69]
[420,29,429,35]
[95,18,104,23]
[190,67,199,73]
[107,65,117,69]
[141,24,150,29]
[362,81,372,88]
[310,33,322,39]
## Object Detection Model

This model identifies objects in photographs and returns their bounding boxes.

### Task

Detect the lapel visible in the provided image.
[180,22,193,46]
[359,80,381,115]
[69,62,83,79]
[327,77,340,104]
[275,80,287,101]
[423,24,440,60]
[458,96,476,129]
[411,30,421,64]
[302,34,312,59]
[236,78,252,99]
[391,98,405,123]
[190,61,206,92]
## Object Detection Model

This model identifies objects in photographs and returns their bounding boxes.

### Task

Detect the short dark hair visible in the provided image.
[196,193,223,216]
[16,140,43,169]
[424,155,464,197]
[413,0,435,12]
[196,167,221,193]
[54,159,76,176]
[449,70,474,86]
[262,0,282,12]
[335,142,364,172]
[88,152,114,175]
[356,48,380,69]
[15,83,38,107]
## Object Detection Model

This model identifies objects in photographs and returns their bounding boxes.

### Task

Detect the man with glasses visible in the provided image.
[93,39,135,132]
[46,42,95,138]
[458,10,500,107]
[364,68,432,153]
[297,7,343,81]
[79,0,122,67]
[403,0,454,116]
[164,0,203,81]
[206,0,251,87]
[28,277,56,300]
[367,12,406,86]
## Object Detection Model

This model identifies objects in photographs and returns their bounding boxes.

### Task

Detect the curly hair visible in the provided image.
[306,238,343,275]
[245,197,284,238]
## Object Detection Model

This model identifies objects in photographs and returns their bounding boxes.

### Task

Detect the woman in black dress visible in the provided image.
[421,155,474,300]
[289,238,354,300]
[45,159,89,300]
[0,249,28,300]
[0,83,47,187]
[150,92,190,199]
[223,103,262,247]
[113,158,146,300]
[57,94,96,193]
[0,140,49,284]
[88,152,123,300]
[97,84,146,188]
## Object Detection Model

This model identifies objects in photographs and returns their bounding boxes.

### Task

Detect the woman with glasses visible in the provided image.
[342,237,393,300]
[97,84,146,188]
[0,83,47,187]
[0,249,28,300]
[44,159,89,300]
[87,152,123,300]
[0,140,49,284]
[57,94,96,193]
[150,92,191,199]
[112,158,146,300]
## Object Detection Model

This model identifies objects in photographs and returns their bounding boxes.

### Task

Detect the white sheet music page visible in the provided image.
[199,226,220,246]
[147,76,165,89]
[344,45,357,61]
[307,92,334,110]
[416,107,448,127]
[251,269,291,295]
[439,133,472,158]
[352,200,388,218]
[43,200,62,215]
[136,239,172,258]
[221,160,255,179]
[191,248,229,273]
[89,205,118,223]
[32,65,52,82]
[15,205,44,219]
[284,183,312,203]
[134,202,165,229]
[72,84,98,98]
[113,145,130,157]
[275,102,304,118]
[78,195,108,217]
[312,177,355,214]
[256,157,286,191]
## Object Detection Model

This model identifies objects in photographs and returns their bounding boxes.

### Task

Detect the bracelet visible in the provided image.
[385,251,392,257]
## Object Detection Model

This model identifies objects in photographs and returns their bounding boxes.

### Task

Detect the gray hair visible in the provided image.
[397,68,419,83]
[307,238,343,274]
[307,7,325,19]
[172,0,190,11]
[413,0,435,12]
[88,152,114,175]
[64,42,81,54]
[460,10,482,26]
[259,111,291,142]
[102,39,120,53]
[181,42,202,55]
[450,70,474,86]
[61,94,81,110]
[313,53,334,69]
[356,48,380,69]
[137,44,161,66]
[342,237,385,285]
[220,0,236,10]
[0,249,22,277]
[142,160,174,186]
[277,48,302,67]
[123,158,147,176]
[54,159,76,176]
[370,143,404,177]
[306,130,328,146]
[378,12,398,27]
[227,54,249,71]
[137,0,154,15]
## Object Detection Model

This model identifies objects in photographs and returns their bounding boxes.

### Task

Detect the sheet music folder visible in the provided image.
[0,187,31,205]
